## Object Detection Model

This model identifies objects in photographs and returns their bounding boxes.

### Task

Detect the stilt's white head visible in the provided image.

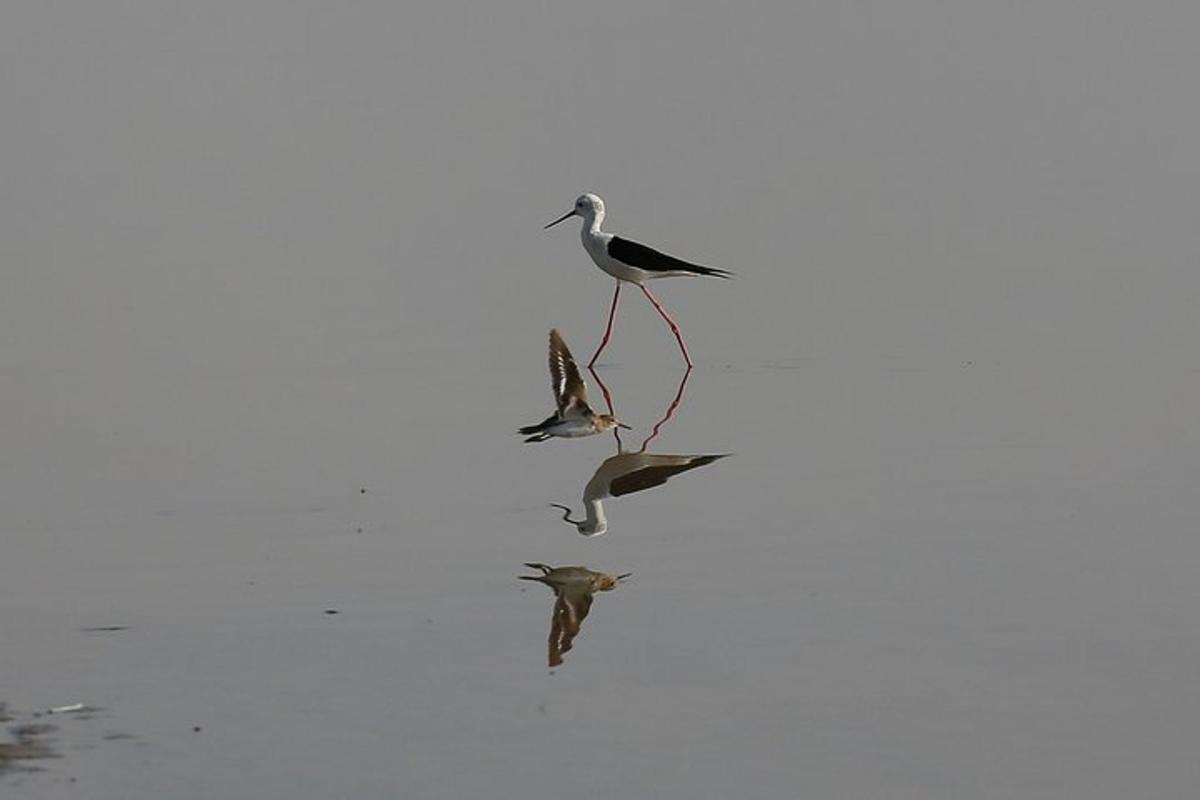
[544,193,605,229]
[550,502,608,537]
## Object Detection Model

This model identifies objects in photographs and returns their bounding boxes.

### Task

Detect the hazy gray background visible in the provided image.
[3,2,1199,798]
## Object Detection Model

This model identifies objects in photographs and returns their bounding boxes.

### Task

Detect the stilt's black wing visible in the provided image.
[608,236,733,278]
[609,454,730,497]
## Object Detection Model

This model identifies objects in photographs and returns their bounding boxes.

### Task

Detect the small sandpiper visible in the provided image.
[518,329,630,443]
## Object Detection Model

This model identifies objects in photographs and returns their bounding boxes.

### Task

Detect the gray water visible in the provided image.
[4,3,1200,798]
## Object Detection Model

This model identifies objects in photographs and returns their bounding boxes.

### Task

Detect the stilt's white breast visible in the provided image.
[585,231,645,284]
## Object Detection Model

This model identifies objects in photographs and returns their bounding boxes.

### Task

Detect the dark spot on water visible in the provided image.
[324,609,339,615]
[80,626,128,632]
[192,726,202,733]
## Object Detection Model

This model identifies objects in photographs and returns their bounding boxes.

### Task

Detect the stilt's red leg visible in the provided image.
[587,281,622,367]
[640,284,693,367]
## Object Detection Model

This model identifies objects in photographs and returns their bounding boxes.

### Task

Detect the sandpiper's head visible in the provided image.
[545,193,605,229]
[595,414,630,434]
[592,572,631,591]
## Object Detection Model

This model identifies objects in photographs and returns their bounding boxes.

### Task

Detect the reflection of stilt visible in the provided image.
[638,366,692,453]
[587,364,623,449]
[551,366,722,538]
[587,365,693,452]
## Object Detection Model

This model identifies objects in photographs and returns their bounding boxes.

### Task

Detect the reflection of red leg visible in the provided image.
[640,284,693,367]
[587,282,622,367]
[588,366,616,415]
[639,366,692,452]
[588,366,624,449]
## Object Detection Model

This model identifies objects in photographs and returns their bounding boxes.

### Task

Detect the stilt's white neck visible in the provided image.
[581,207,605,236]
[580,498,608,536]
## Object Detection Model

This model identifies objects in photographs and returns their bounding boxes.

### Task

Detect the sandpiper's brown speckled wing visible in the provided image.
[548,586,594,667]
[549,329,593,419]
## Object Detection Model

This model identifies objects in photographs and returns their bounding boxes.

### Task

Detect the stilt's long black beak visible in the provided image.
[544,210,575,229]
[550,503,582,525]
[616,422,632,430]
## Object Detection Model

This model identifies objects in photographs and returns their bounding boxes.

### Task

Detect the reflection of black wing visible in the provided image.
[549,329,592,417]
[609,454,729,497]
[609,236,733,278]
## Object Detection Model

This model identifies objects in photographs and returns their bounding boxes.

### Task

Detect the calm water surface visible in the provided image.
[4,342,1199,798]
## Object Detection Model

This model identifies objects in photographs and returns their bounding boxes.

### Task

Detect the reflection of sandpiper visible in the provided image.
[545,193,733,367]
[551,367,729,536]
[518,329,629,442]
[520,563,630,668]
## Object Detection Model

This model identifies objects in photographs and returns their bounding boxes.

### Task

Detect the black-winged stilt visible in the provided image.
[545,193,732,367]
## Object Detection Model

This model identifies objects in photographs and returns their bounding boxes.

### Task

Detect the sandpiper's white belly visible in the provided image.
[546,417,602,438]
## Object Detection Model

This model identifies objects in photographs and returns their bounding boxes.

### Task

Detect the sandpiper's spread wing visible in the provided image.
[608,454,729,498]
[548,587,594,666]
[608,236,734,278]
[548,329,593,418]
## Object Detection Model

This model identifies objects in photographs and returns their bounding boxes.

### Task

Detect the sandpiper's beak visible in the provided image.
[544,210,575,229]
[616,421,632,430]
[616,572,633,581]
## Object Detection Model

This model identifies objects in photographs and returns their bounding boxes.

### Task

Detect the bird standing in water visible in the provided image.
[545,193,732,367]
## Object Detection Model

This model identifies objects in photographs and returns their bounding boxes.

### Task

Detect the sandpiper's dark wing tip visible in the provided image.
[518,414,557,435]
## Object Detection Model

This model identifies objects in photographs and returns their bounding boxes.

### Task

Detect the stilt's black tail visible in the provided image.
[688,264,734,279]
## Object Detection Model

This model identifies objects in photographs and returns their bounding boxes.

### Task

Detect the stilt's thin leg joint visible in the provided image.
[588,281,622,367]
[640,284,693,367]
